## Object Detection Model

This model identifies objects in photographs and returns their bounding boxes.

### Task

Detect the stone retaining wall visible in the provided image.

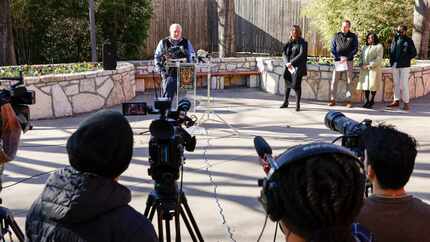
[257,57,430,103]
[131,57,259,91]
[24,62,136,119]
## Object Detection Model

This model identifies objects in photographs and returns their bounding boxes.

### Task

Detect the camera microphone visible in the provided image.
[254,136,274,175]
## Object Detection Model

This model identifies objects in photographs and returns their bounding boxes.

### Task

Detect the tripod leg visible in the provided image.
[7,217,24,242]
[165,219,171,242]
[144,194,156,218]
[179,206,198,242]
[157,206,164,242]
[149,205,157,221]
[181,194,204,241]
[175,208,181,242]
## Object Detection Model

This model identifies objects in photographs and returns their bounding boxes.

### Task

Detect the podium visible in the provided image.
[166,60,197,111]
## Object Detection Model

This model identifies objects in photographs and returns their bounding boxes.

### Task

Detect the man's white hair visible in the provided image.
[169,23,182,32]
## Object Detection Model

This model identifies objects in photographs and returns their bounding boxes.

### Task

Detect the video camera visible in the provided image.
[122,98,197,199]
[324,111,373,196]
[0,71,35,132]
[324,111,372,159]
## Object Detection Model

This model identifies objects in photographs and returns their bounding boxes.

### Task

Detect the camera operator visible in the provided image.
[357,125,430,242]
[25,110,158,242]
[154,23,196,99]
[258,141,373,242]
[0,93,23,191]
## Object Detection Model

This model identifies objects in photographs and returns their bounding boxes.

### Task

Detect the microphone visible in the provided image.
[253,136,274,175]
[254,136,272,158]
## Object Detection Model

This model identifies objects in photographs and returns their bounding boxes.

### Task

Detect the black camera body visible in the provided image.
[122,98,196,198]
[0,72,36,132]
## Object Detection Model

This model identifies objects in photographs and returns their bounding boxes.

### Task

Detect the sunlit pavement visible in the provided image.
[3,88,430,241]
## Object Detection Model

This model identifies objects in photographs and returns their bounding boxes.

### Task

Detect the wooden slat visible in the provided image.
[143,0,328,57]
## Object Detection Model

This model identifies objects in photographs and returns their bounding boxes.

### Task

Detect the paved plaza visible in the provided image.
[2,88,430,241]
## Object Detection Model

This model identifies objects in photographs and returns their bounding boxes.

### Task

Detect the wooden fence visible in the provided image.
[142,0,329,58]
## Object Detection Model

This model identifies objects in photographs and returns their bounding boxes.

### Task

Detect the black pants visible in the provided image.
[162,75,177,99]
[283,87,302,107]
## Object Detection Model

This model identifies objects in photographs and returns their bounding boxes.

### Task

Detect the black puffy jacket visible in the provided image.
[390,35,417,68]
[25,167,158,242]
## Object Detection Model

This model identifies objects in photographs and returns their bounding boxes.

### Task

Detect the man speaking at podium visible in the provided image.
[154,23,195,99]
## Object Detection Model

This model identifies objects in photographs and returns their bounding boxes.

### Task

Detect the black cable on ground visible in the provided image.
[2,170,55,190]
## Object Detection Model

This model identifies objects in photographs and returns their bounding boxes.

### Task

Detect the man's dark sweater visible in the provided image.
[357,195,430,242]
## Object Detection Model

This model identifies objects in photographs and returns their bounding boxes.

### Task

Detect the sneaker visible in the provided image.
[328,100,336,106]
[402,103,410,111]
[387,100,400,108]
[346,102,352,108]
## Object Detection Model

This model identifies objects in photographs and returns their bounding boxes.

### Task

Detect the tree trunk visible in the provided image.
[217,0,235,57]
[413,0,430,59]
[0,0,17,66]
[88,0,97,62]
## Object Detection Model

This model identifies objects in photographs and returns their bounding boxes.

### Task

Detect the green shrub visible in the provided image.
[0,63,102,77]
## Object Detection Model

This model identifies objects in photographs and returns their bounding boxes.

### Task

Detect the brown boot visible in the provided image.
[387,100,400,108]
[402,103,410,111]
[328,100,336,106]
[346,102,352,108]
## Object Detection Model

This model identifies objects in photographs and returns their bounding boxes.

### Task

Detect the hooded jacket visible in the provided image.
[25,167,158,242]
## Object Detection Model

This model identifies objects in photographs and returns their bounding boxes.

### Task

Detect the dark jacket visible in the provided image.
[26,167,158,242]
[282,37,308,89]
[389,35,417,68]
[331,32,358,61]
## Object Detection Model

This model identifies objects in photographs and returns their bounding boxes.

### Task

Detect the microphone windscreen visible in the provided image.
[253,136,272,158]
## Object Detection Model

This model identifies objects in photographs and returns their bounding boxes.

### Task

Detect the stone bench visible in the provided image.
[131,58,260,91]
[135,69,261,91]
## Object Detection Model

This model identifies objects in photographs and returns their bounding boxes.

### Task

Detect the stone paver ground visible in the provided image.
[2,88,429,241]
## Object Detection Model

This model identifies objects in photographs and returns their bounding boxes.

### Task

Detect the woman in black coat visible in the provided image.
[281,25,308,111]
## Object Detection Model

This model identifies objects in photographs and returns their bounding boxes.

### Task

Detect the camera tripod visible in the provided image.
[144,190,204,242]
[0,199,25,242]
[196,61,239,135]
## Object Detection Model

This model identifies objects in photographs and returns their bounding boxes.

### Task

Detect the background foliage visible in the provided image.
[11,0,152,65]
[303,0,414,54]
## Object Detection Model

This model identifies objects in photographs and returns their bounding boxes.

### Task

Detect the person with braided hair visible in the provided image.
[275,152,373,242]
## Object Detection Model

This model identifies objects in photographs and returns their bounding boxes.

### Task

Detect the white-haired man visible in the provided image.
[154,23,195,99]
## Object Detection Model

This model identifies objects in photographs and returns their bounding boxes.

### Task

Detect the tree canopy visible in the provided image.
[11,0,152,64]
[303,0,414,52]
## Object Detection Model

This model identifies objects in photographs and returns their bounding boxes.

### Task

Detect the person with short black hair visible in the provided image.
[357,33,384,109]
[387,25,417,111]
[26,110,158,242]
[329,20,359,108]
[275,151,372,241]
[357,124,430,242]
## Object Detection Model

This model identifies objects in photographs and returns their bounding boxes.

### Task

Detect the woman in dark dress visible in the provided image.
[281,25,308,111]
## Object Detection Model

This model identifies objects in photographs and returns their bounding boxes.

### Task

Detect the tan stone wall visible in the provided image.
[24,62,136,119]
[257,57,430,103]
[132,57,430,104]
